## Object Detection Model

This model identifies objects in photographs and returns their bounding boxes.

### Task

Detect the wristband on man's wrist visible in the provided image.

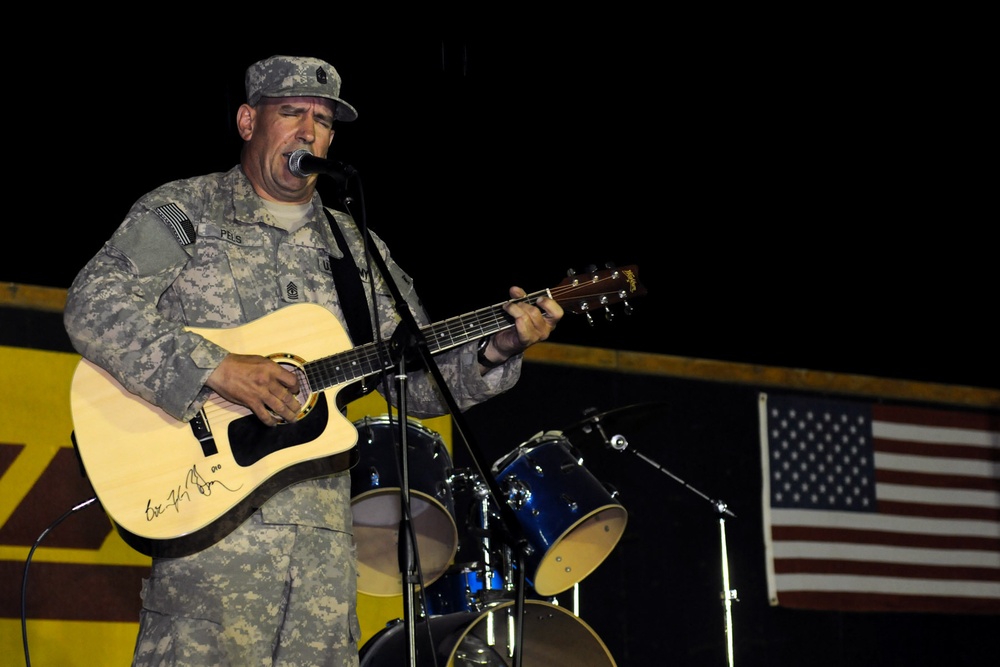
[477,336,504,369]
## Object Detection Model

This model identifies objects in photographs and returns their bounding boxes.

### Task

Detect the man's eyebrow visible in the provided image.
[277,102,334,123]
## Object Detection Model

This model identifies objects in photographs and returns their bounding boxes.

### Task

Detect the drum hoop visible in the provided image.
[360,602,618,667]
[354,414,444,441]
[445,600,618,666]
[531,503,628,596]
[351,486,455,515]
[490,430,569,474]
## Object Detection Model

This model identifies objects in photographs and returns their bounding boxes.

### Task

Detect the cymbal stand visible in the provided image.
[585,421,738,667]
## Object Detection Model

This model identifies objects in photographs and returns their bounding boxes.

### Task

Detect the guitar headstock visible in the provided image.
[553,264,647,322]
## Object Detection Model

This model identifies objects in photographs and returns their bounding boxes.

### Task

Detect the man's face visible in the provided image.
[240,96,338,203]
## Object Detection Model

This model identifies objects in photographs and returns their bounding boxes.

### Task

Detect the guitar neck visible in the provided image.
[302,290,544,392]
[300,263,647,395]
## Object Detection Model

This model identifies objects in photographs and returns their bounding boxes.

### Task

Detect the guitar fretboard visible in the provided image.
[302,291,551,392]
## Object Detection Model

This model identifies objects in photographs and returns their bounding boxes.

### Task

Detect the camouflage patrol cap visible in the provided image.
[245,55,358,122]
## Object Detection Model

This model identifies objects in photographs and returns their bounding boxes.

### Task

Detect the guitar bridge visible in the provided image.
[190,409,218,456]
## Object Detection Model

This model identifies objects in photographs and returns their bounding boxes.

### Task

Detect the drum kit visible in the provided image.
[351,415,631,666]
[351,405,740,666]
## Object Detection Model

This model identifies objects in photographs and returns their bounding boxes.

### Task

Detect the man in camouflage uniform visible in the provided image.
[64,54,562,667]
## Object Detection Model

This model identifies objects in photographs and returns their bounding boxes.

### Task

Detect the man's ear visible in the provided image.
[236,104,254,140]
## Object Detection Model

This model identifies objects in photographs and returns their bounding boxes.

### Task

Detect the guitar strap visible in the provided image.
[322,208,374,345]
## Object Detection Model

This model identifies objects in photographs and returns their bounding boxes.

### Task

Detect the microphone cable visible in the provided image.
[21,496,98,667]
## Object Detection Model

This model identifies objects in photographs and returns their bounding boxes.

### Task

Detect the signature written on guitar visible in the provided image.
[145,465,244,522]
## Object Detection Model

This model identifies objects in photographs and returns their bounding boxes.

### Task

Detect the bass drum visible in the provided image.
[351,415,458,596]
[359,600,618,666]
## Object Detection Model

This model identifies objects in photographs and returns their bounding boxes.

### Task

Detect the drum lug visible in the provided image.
[434,480,452,502]
[503,477,532,510]
[367,466,380,488]
[527,456,543,475]
[471,476,490,500]
[560,493,579,512]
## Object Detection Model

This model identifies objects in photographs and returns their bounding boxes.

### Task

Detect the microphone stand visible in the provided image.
[392,352,420,664]
[325,172,531,667]
[583,417,739,667]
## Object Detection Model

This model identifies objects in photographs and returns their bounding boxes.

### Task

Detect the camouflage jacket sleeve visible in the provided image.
[63,175,231,422]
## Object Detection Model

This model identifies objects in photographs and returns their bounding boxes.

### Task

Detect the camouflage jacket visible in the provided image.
[64,165,521,533]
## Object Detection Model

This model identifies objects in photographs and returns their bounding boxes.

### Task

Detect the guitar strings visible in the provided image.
[196,269,633,422]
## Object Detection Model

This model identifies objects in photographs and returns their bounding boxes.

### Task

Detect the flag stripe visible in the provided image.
[876,499,999,521]
[772,573,1000,598]
[877,481,998,507]
[873,403,1000,431]
[774,558,1000,581]
[877,468,998,491]
[876,451,998,478]
[773,541,1000,568]
[873,423,996,447]
[760,392,1000,614]
[771,526,1000,551]
[770,507,1000,538]
[876,438,998,461]
[774,591,1000,614]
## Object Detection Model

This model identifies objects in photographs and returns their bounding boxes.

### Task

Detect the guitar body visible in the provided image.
[70,303,360,558]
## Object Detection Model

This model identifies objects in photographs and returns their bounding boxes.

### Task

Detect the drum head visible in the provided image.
[531,504,627,596]
[352,416,459,596]
[446,600,617,666]
[353,491,458,596]
[359,600,618,666]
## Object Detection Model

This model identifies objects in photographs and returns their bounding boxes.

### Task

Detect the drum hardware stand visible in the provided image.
[582,417,739,667]
[468,472,509,609]
[354,216,534,667]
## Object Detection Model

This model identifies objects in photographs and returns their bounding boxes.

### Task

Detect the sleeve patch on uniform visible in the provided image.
[154,203,196,246]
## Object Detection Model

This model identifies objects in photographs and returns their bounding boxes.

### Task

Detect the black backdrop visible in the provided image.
[10,27,995,390]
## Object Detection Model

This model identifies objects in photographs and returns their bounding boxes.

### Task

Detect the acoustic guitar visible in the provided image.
[70,265,646,557]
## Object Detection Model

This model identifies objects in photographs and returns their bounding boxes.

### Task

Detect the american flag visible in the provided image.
[758,392,1000,613]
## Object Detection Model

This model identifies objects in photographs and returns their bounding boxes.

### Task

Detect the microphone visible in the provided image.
[287,149,356,185]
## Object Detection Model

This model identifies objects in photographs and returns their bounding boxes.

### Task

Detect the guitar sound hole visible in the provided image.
[283,365,310,402]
